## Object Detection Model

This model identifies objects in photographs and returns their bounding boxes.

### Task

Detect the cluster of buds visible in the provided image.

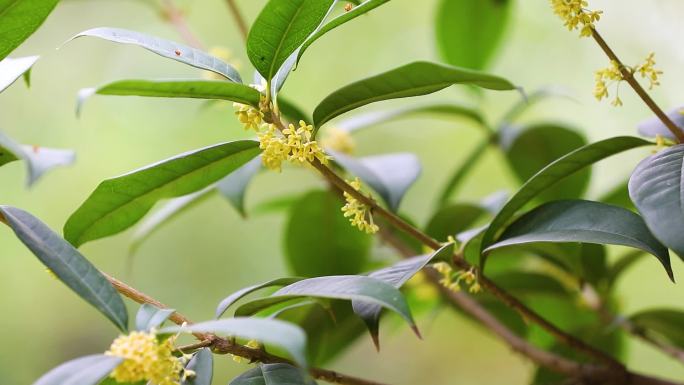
[341,177,379,234]
[432,262,481,294]
[594,53,663,107]
[257,121,329,172]
[106,330,184,385]
[550,0,602,37]
[321,127,356,154]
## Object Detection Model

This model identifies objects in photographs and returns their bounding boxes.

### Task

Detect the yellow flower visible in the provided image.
[321,127,355,154]
[257,121,329,172]
[341,177,379,234]
[594,54,663,107]
[636,52,663,90]
[106,331,182,385]
[550,0,602,37]
[234,103,263,131]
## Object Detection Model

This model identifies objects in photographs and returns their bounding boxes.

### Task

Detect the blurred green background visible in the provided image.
[1,0,684,383]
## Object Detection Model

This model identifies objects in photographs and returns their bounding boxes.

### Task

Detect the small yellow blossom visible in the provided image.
[550,0,602,37]
[257,121,329,172]
[45,268,58,280]
[341,177,379,234]
[432,262,481,294]
[637,52,663,90]
[234,103,263,131]
[321,127,356,154]
[106,331,182,385]
[232,340,261,364]
[594,54,663,107]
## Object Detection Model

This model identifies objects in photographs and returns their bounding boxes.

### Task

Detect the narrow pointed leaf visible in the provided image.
[262,363,317,385]
[247,0,335,81]
[629,144,684,260]
[216,277,304,319]
[0,56,39,93]
[33,355,122,385]
[0,131,75,186]
[352,243,454,348]
[630,309,684,348]
[330,151,421,212]
[435,0,511,70]
[64,140,260,247]
[182,348,213,385]
[77,80,261,116]
[0,206,129,331]
[160,318,308,368]
[216,156,262,217]
[70,28,242,82]
[313,61,515,130]
[296,0,390,66]
[480,136,652,269]
[229,366,265,385]
[234,275,417,332]
[485,200,672,280]
[135,303,175,331]
[0,0,58,61]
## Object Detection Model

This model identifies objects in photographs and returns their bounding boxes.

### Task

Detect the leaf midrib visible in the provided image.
[268,2,306,80]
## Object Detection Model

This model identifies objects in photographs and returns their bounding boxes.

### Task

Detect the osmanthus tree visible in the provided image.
[1,0,684,384]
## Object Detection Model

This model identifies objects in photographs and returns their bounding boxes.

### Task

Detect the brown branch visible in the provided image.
[161,0,205,49]
[104,273,384,385]
[224,0,249,41]
[590,28,684,143]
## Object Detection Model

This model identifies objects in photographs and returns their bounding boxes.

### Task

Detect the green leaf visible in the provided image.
[284,190,371,277]
[296,0,390,66]
[69,28,242,82]
[216,156,262,217]
[425,203,488,242]
[77,80,262,116]
[64,140,260,247]
[502,123,590,201]
[480,136,652,268]
[0,56,39,93]
[435,0,511,70]
[0,0,58,61]
[630,309,684,348]
[234,275,418,335]
[247,0,335,82]
[0,206,129,331]
[0,131,76,186]
[629,144,684,261]
[277,97,311,124]
[330,151,421,212]
[216,277,304,319]
[229,366,265,385]
[336,104,486,133]
[182,348,213,385]
[229,364,316,385]
[485,200,673,280]
[313,61,516,130]
[33,355,122,385]
[160,318,308,368]
[352,243,454,348]
[135,303,175,331]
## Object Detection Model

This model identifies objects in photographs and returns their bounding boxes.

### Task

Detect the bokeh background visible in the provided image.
[2,0,684,383]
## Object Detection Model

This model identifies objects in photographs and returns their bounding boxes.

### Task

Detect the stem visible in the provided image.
[104,272,387,385]
[224,0,249,41]
[160,0,205,49]
[590,28,684,142]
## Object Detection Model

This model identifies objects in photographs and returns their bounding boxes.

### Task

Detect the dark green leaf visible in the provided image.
[33,355,122,385]
[182,348,213,385]
[352,243,454,348]
[161,318,308,368]
[425,203,487,242]
[630,309,684,348]
[435,0,511,70]
[216,156,262,217]
[135,303,175,331]
[502,123,590,201]
[0,131,75,186]
[64,140,260,247]
[284,190,371,276]
[278,97,311,124]
[629,144,684,261]
[235,275,418,334]
[0,206,129,331]
[330,151,421,212]
[0,56,39,93]
[77,80,261,116]
[313,61,516,130]
[296,0,390,66]
[485,200,673,280]
[262,363,316,385]
[0,0,58,61]
[247,0,335,81]
[216,277,304,319]
[69,28,242,82]
[480,136,652,268]
[229,366,265,385]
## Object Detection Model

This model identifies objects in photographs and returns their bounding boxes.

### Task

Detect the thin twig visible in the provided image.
[590,28,684,142]
[224,0,249,41]
[161,0,205,49]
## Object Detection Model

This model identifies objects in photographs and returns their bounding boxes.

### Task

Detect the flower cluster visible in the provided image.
[257,121,329,172]
[234,103,263,131]
[106,331,183,385]
[341,177,379,234]
[594,53,663,107]
[321,127,356,154]
[550,0,602,37]
[432,262,481,294]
